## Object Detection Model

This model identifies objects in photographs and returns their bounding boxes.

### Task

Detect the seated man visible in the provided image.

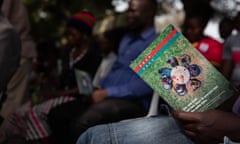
[77,93,240,144]
[47,0,158,143]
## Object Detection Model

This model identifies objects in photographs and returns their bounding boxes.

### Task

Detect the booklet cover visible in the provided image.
[130,24,236,112]
[75,70,93,95]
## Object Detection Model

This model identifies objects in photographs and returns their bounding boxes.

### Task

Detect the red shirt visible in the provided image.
[193,36,223,68]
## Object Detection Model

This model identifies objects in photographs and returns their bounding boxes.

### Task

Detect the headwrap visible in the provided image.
[67,11,96,33]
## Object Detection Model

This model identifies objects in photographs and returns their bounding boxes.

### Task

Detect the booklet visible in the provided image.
[75,69,93,95]
[130,24,237,112]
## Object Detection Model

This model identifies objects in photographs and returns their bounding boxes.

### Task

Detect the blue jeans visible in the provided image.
[76,115,193,144]
[77,115,240,144]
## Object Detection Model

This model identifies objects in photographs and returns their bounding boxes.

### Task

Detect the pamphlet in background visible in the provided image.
[75,70,93,95]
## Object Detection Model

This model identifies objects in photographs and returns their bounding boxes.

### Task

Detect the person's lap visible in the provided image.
[48,98,87,144]
[48,98,147,143]
[77,115,194,144]
[70,98,146,142]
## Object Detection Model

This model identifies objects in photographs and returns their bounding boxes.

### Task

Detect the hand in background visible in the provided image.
[172,110,240,144]
[91,89,108,103]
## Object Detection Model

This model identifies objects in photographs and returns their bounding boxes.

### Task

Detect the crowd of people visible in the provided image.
[0,0,239,144]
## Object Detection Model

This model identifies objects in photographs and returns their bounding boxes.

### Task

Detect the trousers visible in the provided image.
[48,98,146,144]
[77,115,193,144]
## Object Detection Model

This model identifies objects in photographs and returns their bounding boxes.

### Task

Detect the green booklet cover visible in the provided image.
[130,24,236,112]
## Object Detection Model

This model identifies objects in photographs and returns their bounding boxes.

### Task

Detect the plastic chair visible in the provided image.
[146,92,160,117]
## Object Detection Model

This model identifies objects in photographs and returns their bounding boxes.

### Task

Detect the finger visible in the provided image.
[184,130,210,144]
[172,110,201,122]
[184,129,197,140]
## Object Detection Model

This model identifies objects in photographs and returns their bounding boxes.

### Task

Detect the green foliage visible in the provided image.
[23,0,113,43]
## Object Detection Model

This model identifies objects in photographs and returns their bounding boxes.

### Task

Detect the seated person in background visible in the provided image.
[0,0,37,126]
[221,12,240,87]
[0,0,21,118]
[182,13,223,70]
[47,0,158,143]
[0,11,101,143]
[58,11,101,96]
[92,27,127,88]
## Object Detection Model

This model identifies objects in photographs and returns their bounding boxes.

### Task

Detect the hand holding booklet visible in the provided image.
[130,24,237,112]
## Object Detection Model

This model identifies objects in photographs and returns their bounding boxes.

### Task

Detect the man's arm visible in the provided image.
[92,74,153,103]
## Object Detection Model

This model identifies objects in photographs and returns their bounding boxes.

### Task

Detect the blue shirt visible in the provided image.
[100,27,158,109]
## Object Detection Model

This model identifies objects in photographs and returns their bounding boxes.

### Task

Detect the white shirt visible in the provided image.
[92,52,117,88]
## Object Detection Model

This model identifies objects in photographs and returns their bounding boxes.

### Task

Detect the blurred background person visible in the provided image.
[182,13,223,70]
[0,0,21,117]
[0,11,101,144]
[0,0,37,124]
[48,0,158,143]
[221,12,240,87]
[93,27,127,88]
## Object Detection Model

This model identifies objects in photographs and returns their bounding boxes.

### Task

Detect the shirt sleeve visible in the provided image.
[106,74,153,98]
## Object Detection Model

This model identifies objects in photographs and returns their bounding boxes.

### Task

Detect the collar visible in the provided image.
[129,27,156,40]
